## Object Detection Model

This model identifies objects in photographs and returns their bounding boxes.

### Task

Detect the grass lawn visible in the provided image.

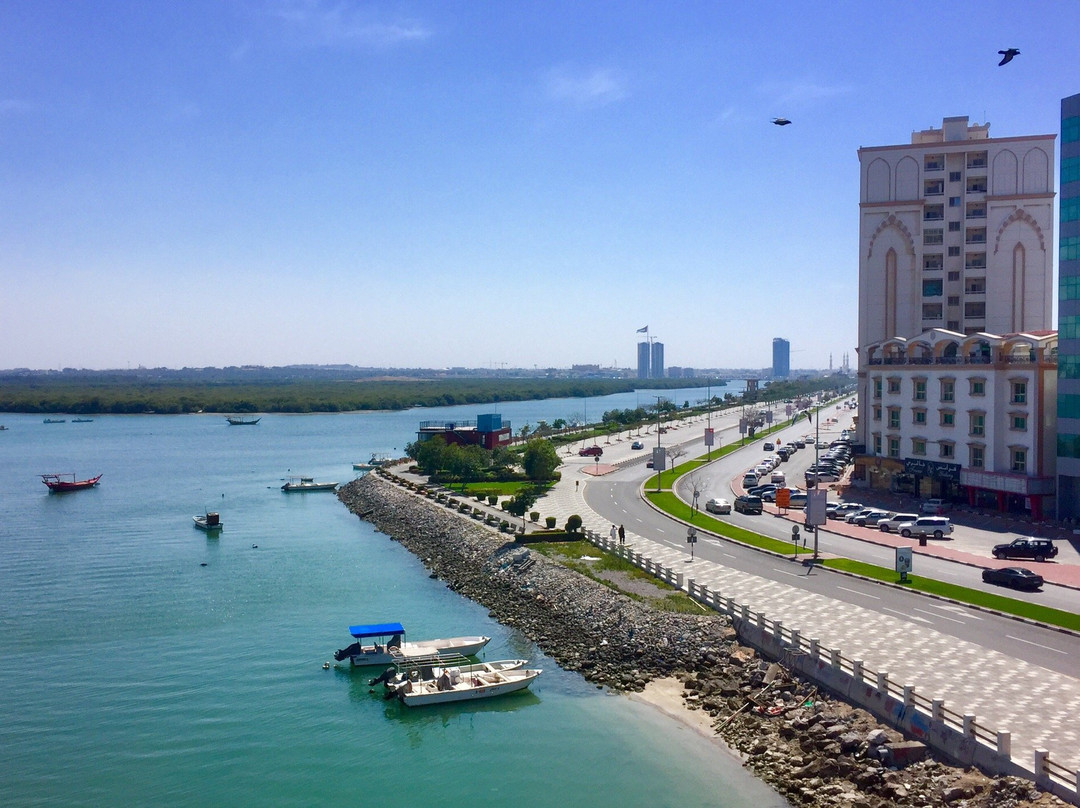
[460,481,554,497]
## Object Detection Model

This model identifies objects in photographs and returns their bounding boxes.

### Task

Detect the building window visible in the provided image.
[948,220,961,231]
[947,295,960,306]
[949,171,962,182]
[966,202,986,218]
[965,278,986,294]
[888,407,901,429]
[925,204,945,221]
[873,434,882,455]
[966,177,987,193]
[1011,380,1027,404]
[913,379,927,401]
[872,405,881,421]
[923,303,943,320]
[967,151,988,169]
[966,253,986,270]
[887,378,900,394]
[970,379,985,396]
[1011,413,1028,431]
[922,279,943,297]
[888,437,900,458]
[966,227,987,244]
[913,408,927,425]
[969,411,985,437]
[925,179,945,196]
[948,246,961,257]
[925,154,944,171]
[949,197,962,209]
[873,378,882,399]
[947,270,960,281]
[965,301,986,319]
[1011,448,1027,473]
[924,228,943,245]
[939,441,955,459]
[941,409,955,427]
[924,254,943,271]
[940,379,955,402]
[948,320,960,330]
[912,438,927,456]
[970,445,984,468]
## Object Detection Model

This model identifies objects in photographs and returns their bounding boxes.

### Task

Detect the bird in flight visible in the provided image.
[998,48,1020,66]
[772,117,791,126]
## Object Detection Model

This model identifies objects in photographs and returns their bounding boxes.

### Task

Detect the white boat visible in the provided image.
[333,622,491,667]
[193,512,223,532]
[387,655,542,707]
[281,476,338,492]
[353,454,391,471]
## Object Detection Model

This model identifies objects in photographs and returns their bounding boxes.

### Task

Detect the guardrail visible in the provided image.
[582,527,1079,806]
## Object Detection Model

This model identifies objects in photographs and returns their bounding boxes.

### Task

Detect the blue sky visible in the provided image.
[3,0,1078,371]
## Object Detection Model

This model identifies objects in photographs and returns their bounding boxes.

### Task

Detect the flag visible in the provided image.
[636,325,648,333]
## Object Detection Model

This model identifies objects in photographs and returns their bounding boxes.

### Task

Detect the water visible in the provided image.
[0,387,786,808]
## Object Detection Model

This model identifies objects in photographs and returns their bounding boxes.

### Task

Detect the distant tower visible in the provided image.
[650,341,664,379]
[637,342,650,379]
[772,338,790,378]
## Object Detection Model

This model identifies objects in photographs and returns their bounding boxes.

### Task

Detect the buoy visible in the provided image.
[252,544,258,549]
[200,562,208,567]
[323,661,330,669]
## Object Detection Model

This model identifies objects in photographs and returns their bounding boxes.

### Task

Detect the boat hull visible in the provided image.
[193,516,223,531]
[42,474,102,492]
[396,668,541,706]
[346,636,490,667]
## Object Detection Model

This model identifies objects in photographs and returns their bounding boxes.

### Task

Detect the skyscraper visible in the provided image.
[637,342,650,379]
[1058,94,1080,518]
[650,342,664,379]
[772,338,790,378]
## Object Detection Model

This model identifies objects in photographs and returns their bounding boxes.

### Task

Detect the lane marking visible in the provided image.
[928,603,982,620]
[772,568,803,578]
[883,607,932,624]
[914,607,965,625]
[837,585,880,600]
[1006,635,1068,655]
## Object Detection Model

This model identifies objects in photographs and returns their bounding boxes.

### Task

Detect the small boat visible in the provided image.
[333,622,491,667]
[43,418,66,424]
[193,512,223,532]
[72,417,94,423]
[225,415,261,425]
[41,473,102,492]
[385,653,542,707]
[353,453,391,471]
[281,476,338,492]
[0,425,8,431]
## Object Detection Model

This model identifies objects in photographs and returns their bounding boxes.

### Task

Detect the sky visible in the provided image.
[3,1,1079,372]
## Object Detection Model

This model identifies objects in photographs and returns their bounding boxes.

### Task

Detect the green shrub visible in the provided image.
[500,520,510,532]
[565,514,582,533]
[487,495,498,506]
[545,516,556,529]
[530,511,540,523]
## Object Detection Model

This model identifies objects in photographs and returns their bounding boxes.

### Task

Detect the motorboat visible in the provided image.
[43,418,66,424]
[225,415,261,425]
[193,512,223,532]
[72,418,94,423]
[384,653,542,707]
[41,473,102,492]
[333,622,491,667]
[352,454,390,471]
[281,476,338,492]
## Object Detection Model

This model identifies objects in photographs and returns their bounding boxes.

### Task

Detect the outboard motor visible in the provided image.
[368,666,398,687]
[333,642,361,662]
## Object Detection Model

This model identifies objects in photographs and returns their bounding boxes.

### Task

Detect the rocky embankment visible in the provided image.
[339,475,1066,808]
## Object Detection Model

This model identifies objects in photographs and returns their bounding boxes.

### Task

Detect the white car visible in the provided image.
[877,513,919,533]
[705,498,731,515]
[851,508,890,527]
[898,516,953,539]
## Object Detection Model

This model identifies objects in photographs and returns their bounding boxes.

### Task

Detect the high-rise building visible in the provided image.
[857,116,1054,349]
[1058,94,1080,519]
[636,342,650,379]
[650,342,664,379]
[772,338,790,378]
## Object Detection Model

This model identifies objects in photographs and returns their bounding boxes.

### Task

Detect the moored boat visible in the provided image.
[353,453,391,471]
[385,653,542,707]
[225,415,261,425]
[193,511,223,532]
[333,622,491,667]
[43,418,66,424]
[72,418,94,423]
[41,473,102,492]
[281,476,338,492]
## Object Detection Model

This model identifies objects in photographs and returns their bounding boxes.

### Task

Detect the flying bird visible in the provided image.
[772,117,791,126]
[998,48,1020,66]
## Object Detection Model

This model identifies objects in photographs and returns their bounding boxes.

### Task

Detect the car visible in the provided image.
[579,445,603,457]
[805,471,839,483]
[898,516,953,539]
[794,439,805,448]
[845,507,879,524]
[829,502,863,519]
[748,484,777,497]
[876,513,919,533]
[734,495,763,515]
[852,508,890,527]
[763,442,775,451]
[705,498,731,515]
[631,441,644,450]
[742,472,760,487]
[982,567,1044,591]
[991,538,1058,562]
[920,498,946,515]
[771,470,786,485]
[787,492,808,509]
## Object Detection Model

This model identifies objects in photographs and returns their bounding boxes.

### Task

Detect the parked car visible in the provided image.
[748,484,777,497]
[920,498,946,515]
[777,448,792,461]
[771,470,786,485]
[787,492,808,509]
[742,472,760,487]
[828,502,863,519]
[845,507,879,524]
[852,508,891,527]
[805,471,839,483]
[705,497,731,515]
[763,442,775,451]
[631,441,644,450]
[991,538,1058,562]
[981,567,1044,591]
[579,445,603,457]
[794,439,805,448]
[876,513,919,533]
[734,495,763,515]
[898,516,953,539]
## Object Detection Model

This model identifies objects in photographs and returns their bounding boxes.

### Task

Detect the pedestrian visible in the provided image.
[575,479,579,490]
[618,524,625,545]
[609,524,617,544]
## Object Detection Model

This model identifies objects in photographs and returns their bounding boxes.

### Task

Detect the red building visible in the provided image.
[416,413,512,450]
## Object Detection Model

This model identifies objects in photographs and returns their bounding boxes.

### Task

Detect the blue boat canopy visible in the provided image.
[348,622,405,639]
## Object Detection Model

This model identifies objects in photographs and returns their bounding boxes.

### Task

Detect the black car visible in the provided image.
[991,538,1058,562]
[734,495,763,515]
[748,484,777,497]
[982,567,1044,591]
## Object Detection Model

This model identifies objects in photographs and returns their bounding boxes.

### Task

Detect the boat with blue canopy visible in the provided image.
[333,622,490,668]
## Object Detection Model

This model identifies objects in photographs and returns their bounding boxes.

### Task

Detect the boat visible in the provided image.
[0,425,7,431]
[193,512,223,532]
[41,473,102,492]
[225,415,261,425]
[281,476,338,492]
[43,418,66,424]
[384,652,542,707]
[333,622,491,667]
[72,418,94,423]
[353,453,391,471]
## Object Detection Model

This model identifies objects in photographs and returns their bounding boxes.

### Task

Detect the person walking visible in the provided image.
[609,524,618,544]
[618,524,625,545]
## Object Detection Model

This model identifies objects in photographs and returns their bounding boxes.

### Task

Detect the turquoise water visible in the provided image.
[0,389,785,808]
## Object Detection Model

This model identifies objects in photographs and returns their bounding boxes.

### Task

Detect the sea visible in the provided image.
[0,385,790,808]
